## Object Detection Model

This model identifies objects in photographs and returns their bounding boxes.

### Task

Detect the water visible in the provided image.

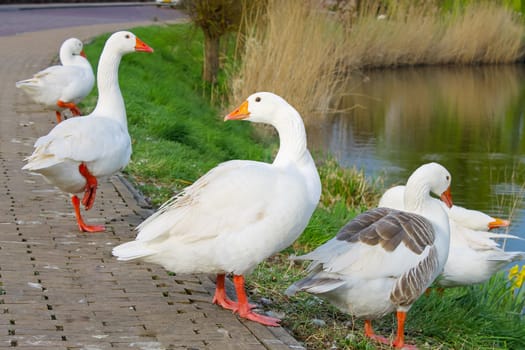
[308,65,525,256]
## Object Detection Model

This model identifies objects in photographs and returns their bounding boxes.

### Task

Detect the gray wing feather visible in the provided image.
[285,263,346,296]
[336,207,435,254]
[390,246,440,307]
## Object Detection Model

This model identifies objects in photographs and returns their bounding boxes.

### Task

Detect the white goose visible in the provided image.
[286,163,452,349]
[22,31,153,232]
[379,185,524,288]
[447,204,510,231]
[16,37,95,123]
[113,92,321,326]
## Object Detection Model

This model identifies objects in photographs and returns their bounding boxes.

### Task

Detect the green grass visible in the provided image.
[81,24,525,350]
[250,256,525,350]
[81,24,274,205]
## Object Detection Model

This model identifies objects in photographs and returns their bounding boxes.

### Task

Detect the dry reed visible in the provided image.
[435,3,524,64]
[229,0,349,121]
[342,1,524,67]
[228,1,525,123]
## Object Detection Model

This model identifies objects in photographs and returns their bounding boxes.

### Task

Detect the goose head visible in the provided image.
[224,92,296,124]
[405,162,453,209]
[104,31,154,56]
[59,38,86,64]
[224,92,310,163]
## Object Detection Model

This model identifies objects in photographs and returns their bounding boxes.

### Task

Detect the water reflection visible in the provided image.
[308,65,525,253]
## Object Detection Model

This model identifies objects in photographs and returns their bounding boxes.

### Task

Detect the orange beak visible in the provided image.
[224,100,250,121]
[488,217,510,230]
[135,37,154,53]
[440,187,453,208]
[80,50,87,58]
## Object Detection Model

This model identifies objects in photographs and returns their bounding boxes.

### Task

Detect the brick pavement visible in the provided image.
[0,23,304,350]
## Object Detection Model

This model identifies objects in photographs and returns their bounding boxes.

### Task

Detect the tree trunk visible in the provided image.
[203,33,220,83]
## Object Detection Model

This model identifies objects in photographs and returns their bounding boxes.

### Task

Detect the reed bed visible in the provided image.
[229,1,525,123]
[345,2,524,67]
[318,158,380,212]
[434,3,524,64]
[230,0,350,120]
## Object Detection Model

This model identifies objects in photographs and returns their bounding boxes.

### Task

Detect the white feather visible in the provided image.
[288,163,452,320]
[16,38,94,113]
[113,92,322,277]
[379,185,524,287]
[22,31,149,201]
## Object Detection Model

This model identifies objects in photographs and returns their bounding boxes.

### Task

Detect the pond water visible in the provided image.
[308,65,525,257]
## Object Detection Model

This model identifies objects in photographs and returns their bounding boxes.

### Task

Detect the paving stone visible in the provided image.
[0,17,304,350]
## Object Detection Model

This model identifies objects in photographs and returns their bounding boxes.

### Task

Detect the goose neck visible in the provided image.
[92,49,127,127]
[272,111,308,166]
[59,47,73,66]
[404,180,429,213]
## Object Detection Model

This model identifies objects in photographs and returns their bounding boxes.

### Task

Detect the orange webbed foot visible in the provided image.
[78,222,105,233]
[237,309,281,327]
[212,274,256,311]
[72,195,105,233]
[232,274,280,326]
[212,293,238,310]
[57,100,81,117]
[213,295,256,311]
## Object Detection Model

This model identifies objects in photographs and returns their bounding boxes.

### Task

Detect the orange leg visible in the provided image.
[55,111,63,123]
[71,195,105,233]
[79,163,97,210]
[57,100,81,116]
[392,311,418,349]
[212,274,238,310]
[232,275,280,326]
[212,274,256,311]
[364,319,390,345]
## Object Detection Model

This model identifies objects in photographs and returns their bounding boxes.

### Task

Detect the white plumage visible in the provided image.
[447,203,510,231]
[379,185,524,287]
[22,31,153,232]
[113,92,321,326]
[16,37,95,122]
[286,162,453,349]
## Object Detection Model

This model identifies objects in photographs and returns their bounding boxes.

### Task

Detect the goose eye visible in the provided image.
[446,175,450,181]
[125,34,130,39]
[255,97,261,102]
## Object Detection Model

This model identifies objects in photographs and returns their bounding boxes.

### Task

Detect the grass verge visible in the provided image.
[81,24,525,350]
[82,24,274,206]
[250,256,525,349]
